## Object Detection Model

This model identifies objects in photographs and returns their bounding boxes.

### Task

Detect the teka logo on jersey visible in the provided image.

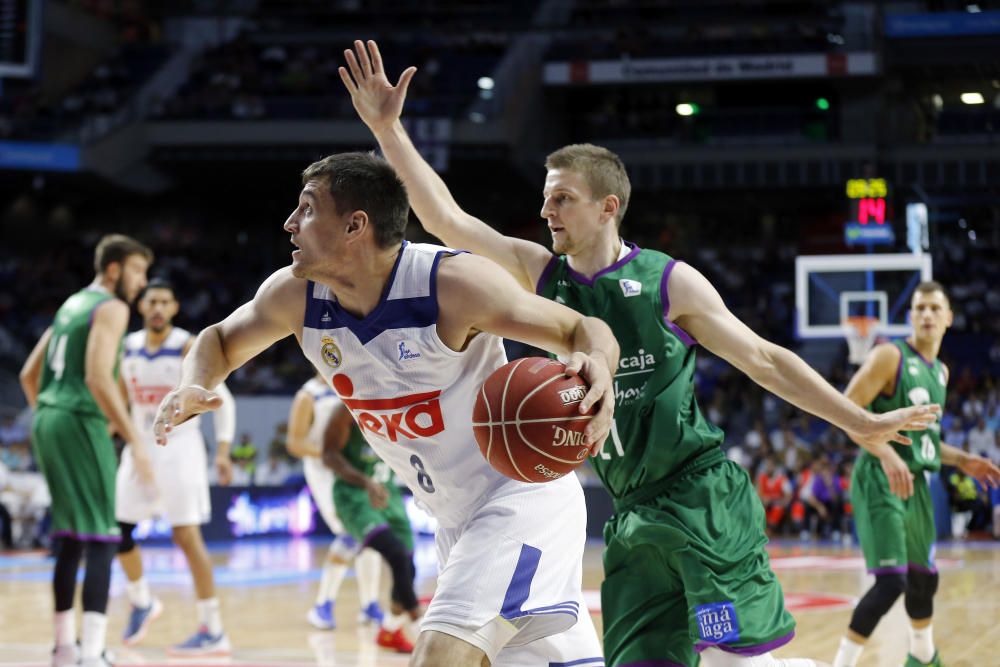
[558,385,586,406]
[331,374,444,442]
[551,425,586,448]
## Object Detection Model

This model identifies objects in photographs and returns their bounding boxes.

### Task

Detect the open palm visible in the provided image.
[339,39,417,136]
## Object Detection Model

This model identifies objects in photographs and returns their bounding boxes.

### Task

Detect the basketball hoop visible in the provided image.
[843,316,880,365]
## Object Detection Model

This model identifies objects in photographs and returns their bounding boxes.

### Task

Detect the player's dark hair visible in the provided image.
[913,280,949,306]
[141,277,175,298]
[301,152,410,248]
[93,234,153,275]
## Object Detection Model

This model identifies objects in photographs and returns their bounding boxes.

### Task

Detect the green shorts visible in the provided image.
[333,481,413,551]
[602,450,795,667]
[852,453,936,574]
[31,407,121,541]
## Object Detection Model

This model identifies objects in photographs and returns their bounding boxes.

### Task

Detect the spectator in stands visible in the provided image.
[756,456,793,535]
[804,455,845,540]
[254,448,293,487]
[967,417,996,459]
[946,467,986,539]
[944,418,967,450]
[228,434,258,486]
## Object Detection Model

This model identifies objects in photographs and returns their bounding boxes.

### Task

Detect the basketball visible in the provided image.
[472,357,595,483]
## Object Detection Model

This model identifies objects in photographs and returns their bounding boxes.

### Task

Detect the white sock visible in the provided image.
[355,548,381,607]
[80,612,107,660]
[196,597,223,636]
[909,623,935,663]
[382,610,406,632]
[126,577,152,609]
[833,636,864,667]
[318,560,348,605]
[54,610,76,647]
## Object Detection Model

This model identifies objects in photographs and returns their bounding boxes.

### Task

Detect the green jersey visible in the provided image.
[538,243,724,499]
[869,339,946,473]
[37,286,120,419]
[336,427,395,486]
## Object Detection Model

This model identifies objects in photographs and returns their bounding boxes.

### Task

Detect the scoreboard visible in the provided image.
[844,177,895,246]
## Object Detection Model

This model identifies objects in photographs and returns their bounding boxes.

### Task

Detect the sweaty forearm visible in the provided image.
[940,443,970,467]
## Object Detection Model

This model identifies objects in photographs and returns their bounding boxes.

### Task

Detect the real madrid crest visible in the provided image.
[321,336,342,368]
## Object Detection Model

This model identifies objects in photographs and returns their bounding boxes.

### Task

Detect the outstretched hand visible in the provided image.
[152,385,224,446]
[847,404,941,452]
[564,351,615,456]
[339,39,417,136]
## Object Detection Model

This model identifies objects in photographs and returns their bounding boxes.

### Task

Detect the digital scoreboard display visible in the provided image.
[844,178,894,245]
[0,0,40,78]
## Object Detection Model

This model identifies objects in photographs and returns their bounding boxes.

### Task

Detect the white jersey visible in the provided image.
[302,376,341,448]
[299,377,346,534]
[301,242,526,528]
[122,327,201,441]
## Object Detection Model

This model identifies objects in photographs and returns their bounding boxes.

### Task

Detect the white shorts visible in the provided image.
[303,456,346,535]
[116,434,210,527]
[420,474,603,666]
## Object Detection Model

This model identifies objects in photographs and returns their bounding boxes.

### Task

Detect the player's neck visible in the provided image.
[89,277,113,295]
[906,335,941,362]
[144,325,173,351]
[327,243,402,318]
[566,236,624,279]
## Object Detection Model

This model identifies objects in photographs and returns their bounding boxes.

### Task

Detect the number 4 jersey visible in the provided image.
[300,242,569,528]
[870,339,946,473]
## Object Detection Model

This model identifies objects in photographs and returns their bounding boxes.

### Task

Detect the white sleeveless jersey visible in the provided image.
[300,242,518,527]
[302,377,341,452]
[122,327,201,440]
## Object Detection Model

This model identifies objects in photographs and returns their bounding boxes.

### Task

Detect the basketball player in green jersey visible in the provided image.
[19,234,153,667]
[322,400,420,653]
[833,282,1000,667]
[340,40,941,667]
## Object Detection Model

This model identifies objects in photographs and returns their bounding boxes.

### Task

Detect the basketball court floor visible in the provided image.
[1,536,996,666]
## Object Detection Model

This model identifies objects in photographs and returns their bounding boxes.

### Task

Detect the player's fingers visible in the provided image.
[889,432,912,446]
[354,40,373,77]
[368,39,384,73]
[338,66,358,93]
[397,66,417,93]
[344,49,365,84]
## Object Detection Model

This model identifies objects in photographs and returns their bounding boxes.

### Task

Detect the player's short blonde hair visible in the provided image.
[545,144,631,227]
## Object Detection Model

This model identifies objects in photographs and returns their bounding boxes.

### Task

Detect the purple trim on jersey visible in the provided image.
[904,340,936,369]
[501,543,543,619]
[429,248,463,312]
[660,259,698,347]
[868,566,908,575]
[617,661,686,667]
[565,241,641,287]
[52,530,122,543]
[547,658,605,667]
[908,562,938,575]
[124,347,183,360]
[360,523,390,548]
[535,254,559,295]
[695,630,794,655]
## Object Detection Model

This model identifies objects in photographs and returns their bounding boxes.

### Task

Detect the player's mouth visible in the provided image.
[291,238,302,258]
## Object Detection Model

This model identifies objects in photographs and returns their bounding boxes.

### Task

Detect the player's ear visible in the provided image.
[345,210,368,241]
[601,194,620,225]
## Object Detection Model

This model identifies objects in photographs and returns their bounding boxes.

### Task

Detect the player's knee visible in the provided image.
[366,530,418,610]
[411,630,486,667]
[904,571,938,620]
[171,524,202,551]
[848,573,906,637]
[117,522,136,554]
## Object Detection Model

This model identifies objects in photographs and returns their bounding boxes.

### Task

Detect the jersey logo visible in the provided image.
[938,370,946,386]
[695,602,740,644]
[907,387,931,407]
[398,340,422,361]
[619,278,642,297]
[332,374,444,443]
[321,336,342,368]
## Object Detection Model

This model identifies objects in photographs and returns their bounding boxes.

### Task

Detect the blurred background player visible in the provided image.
[834,282,1000,667]
[19,235,152,667]
[286,373,384,630]
[321,394,418,652]
[115,278,236,657]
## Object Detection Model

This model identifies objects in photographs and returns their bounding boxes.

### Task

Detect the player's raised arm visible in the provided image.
[153,268,304,444]
[437,252,619,450]
[666,262,938,455]
[339,39,552,291]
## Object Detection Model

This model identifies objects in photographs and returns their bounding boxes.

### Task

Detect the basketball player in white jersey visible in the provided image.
[116,278,236,656]
[287,373,385,630]
[153,151,619,667]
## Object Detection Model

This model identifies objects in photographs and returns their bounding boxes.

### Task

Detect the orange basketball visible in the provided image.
[472,357,594,483]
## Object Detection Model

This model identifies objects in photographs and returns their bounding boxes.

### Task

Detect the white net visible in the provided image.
[843,316,880,365]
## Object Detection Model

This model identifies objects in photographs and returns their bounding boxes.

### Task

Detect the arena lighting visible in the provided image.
[960,92,985,105]
[477,76,494,90]
[815,97,830,111]
[675,103,699,116]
